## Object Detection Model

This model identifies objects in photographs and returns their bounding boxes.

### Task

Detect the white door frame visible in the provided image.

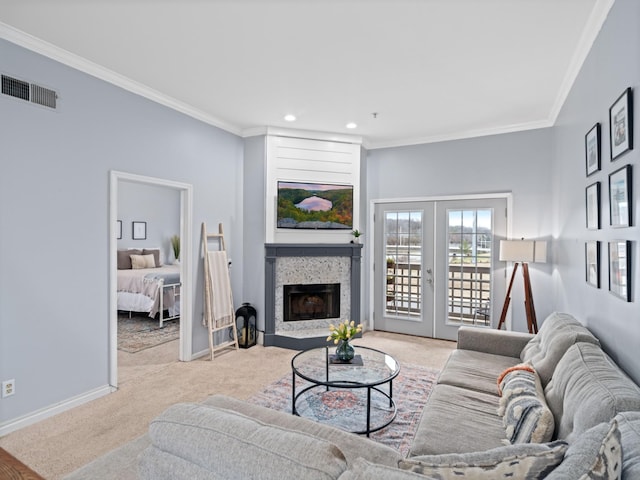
[109,170,194,388]
[369,192,513,334]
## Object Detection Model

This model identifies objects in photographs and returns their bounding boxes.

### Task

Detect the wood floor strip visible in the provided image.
[0,448,45,480]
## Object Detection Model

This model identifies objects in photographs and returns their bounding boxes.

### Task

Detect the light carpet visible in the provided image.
[248,363,439,457]
[117,314,179,353]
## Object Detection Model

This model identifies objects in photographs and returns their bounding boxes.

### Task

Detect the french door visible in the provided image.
[373,197,507,341]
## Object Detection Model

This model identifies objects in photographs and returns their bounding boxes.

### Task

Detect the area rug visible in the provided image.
[247,363,439,456]
[117,314,179,353]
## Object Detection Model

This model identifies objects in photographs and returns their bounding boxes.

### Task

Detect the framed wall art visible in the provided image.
[609,87,633,161]
[117,220,122,240]
[132,221,147,240]
[585,123,601,176]
[609,165,632,227]
[585,241,600,288]
[608,240,631,301]
[586,182,600,230]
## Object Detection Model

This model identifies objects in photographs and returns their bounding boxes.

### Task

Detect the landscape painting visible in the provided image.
[277,182,353,230]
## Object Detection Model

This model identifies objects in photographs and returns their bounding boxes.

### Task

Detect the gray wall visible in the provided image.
[551,0,640,384]
[0,38,244,425]
[365,128,555,334]
[118,182,180,264]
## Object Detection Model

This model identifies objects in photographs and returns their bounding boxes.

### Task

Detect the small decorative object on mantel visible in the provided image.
[351,229,362,244]
[327,319,362,362]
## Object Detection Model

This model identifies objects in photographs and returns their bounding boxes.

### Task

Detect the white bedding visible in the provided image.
[117,265,180,318]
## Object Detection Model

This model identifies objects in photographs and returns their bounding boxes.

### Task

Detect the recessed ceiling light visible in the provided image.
[284,114,296,122]
[346,122,357,129]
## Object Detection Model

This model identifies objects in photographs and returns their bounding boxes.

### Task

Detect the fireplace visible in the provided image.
[264,243,362,349]
[284,283,340,322]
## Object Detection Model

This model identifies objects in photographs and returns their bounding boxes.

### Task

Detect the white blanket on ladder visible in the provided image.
[206,250,234,329]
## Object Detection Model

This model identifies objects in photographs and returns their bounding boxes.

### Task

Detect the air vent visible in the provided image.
[30,83,57,109]
[1,74,58,109]
[2,75,29,101]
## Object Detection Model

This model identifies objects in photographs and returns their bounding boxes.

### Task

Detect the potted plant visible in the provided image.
[351,229,362,243]
[170,235,180,264]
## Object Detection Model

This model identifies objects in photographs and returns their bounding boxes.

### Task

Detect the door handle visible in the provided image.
[425,267,433,285]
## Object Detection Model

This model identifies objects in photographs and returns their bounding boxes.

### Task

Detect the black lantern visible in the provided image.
[236,303,257,348]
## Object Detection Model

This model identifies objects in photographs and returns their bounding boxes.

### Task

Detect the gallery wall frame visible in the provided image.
[132,221,147,240]
[609,87,633,161]
[585,123,601,176]
[586,182,600,230]
[609,165,632,227]
[116,220,122,240]
[585,241,600,288]
[608,240,631,301]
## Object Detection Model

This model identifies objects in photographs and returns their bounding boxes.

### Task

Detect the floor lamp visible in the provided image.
[497,239,547,334]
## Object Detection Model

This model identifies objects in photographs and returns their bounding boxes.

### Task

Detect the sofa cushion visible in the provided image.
[545,419,622,480]
[408,384,506,456]
[544,342,640,442]
[399,440,568,479]
[202,394,402,468]
[339,458,434,480]
[498,365,554,443]
[437,349,521,396]
[146,403,347,479]
[615,411,640,479]
[520,312,600,387]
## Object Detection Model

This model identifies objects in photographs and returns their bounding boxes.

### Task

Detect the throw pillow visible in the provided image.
[497,364,554,443]
[616,411,640,479]
[399,440,568,480]
[142,248,162,266]
[117,249,141,269]
[130,253,156,269]
[545,418,621,480]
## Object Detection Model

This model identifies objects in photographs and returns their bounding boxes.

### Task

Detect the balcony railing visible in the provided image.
[386,263,491,326]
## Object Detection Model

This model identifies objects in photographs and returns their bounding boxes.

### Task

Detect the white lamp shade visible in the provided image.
[500,240,547,263]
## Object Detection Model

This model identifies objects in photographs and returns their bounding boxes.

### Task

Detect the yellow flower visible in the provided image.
[334,338,339,344]
[326,336,332,341]
[329,324,335,331]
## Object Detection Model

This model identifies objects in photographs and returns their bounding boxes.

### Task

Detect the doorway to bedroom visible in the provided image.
[109,171,193,389]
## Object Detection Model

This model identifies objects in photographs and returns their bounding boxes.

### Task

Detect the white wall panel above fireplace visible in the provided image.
[265,132,361,244]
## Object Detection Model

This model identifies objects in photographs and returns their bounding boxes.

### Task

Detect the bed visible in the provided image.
[117,249,181,327]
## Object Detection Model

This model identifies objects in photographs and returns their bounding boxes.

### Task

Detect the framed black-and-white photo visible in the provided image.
[585,241,600,288]
[586,182,600,230]
[609,240,631,301]
[132,221,147,240]
[609,165,632,227]
[585,123,601,176]
[609,88,633,160]
[117,220,122,240]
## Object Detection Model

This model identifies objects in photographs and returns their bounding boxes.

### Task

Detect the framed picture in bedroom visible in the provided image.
[585,241,600,288]
[586,182,600,230]
[585,123,601,176]
[608,240,631,301]
[117,220,122,240]
[609,165,632,227]
[609,87,633,161]
[132,221,147,240]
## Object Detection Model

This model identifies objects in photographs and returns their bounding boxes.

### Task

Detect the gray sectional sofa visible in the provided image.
[69,312,640,479]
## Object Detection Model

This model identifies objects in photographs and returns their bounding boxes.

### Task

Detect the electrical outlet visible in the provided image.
[2,379,15,398]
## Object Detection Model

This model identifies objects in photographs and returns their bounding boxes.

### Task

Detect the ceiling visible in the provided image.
[0,0,613,149]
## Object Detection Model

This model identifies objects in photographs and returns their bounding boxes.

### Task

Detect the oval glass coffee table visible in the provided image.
[291,346,400,436]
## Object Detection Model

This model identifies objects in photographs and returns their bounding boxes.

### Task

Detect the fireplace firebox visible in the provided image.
[283,283,340,322]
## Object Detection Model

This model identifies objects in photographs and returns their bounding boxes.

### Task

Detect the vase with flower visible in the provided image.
[327,319,362,362]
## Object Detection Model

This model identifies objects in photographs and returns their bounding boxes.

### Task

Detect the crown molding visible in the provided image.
[366,118,553,150]
[242,126,363,145]
[547,0,615,124]
[0,22,242,136]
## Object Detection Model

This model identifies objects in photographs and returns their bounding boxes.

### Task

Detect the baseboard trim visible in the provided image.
[0,385,114,436]
[191,348,210,360]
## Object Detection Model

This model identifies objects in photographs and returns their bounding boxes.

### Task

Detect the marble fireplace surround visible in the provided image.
[264,243,362,350]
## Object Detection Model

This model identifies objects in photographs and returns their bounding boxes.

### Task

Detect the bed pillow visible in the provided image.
[117,249,142,269]
[142,248,162,267]
[497,364,555,444]
[131,253,156,269]
[399,440,568,479]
